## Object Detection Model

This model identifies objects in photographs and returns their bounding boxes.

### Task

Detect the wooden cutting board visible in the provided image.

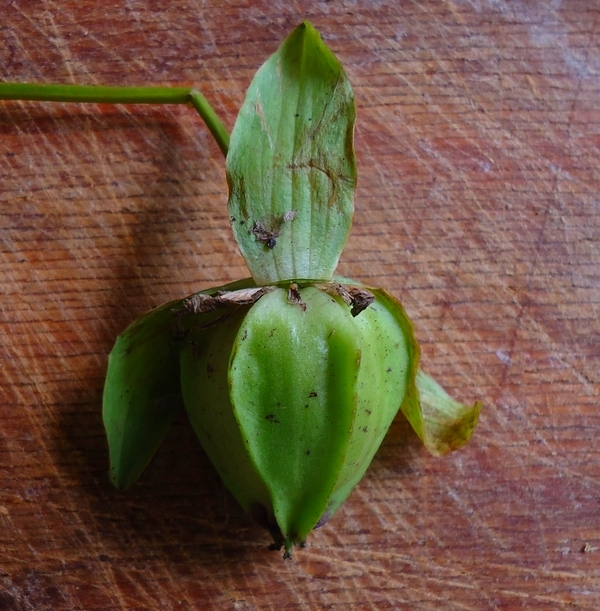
[1,2,598,609]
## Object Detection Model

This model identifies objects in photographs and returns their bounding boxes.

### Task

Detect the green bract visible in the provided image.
[227,23,356,285]
[0,21,482,558]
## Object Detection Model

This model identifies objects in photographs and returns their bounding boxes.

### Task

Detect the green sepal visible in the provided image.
[320,285,418,520]
[179,300,277,540]
[102,278,256,490]
[227,21,356,285]
[370,289,482,456]
[103,299,184,490]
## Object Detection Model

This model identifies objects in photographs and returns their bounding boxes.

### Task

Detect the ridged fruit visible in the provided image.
[179,283,417,554]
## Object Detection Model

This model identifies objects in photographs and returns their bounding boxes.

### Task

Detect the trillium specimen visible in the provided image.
[0,22,482,557]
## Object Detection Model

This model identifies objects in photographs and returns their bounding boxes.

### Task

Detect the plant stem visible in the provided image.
[0,82,229,156]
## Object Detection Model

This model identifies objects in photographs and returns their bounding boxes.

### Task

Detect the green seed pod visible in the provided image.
[100,21,482,558]
[179,283,417,554]
[0,8,482,559]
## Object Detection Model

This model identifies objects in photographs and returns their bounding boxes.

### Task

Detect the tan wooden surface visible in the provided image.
[1,2,599,609]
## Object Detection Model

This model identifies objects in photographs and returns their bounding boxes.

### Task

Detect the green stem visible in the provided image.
[0,82,229,156]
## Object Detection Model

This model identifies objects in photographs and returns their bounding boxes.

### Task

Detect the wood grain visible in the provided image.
[1,1,598,609]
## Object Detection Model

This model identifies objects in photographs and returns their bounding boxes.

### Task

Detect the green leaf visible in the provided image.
[103,278,256,490]
[227,21,356,285]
